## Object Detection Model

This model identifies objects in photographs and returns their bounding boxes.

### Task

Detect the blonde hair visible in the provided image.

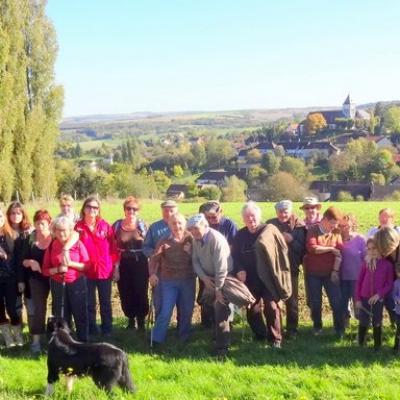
[379,208,395,218]
[59,194,74,205]
[168,213,187,227]
[374,227,400,257]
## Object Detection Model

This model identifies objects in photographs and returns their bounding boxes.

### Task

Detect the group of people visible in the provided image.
[1,194,400,358]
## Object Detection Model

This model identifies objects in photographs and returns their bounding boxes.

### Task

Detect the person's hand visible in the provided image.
[330,270,340,284]
[22,259,32,268]
[215,289,225,304]
[237,271,246,283]
[58,265,68,274]
[0,249,8,260]
[183,242,192,254]
[331,248,341,257]
[18,282,25,293]
[49,267,58,275]
[112,266,120,282]
[282,232,293,243]
[202,276,215,290]
[368,294,380,305]
[62,249,71,267]
[149,274,159,287]
[30,260,41,273]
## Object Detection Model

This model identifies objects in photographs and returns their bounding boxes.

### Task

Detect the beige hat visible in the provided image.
[300,196,321,210]
[161,200,178,208]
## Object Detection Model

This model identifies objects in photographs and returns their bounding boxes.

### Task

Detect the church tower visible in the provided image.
[342,94,356,119]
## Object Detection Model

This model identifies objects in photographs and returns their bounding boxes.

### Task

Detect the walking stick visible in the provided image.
[147,287,155,349]
[60,273,66,320]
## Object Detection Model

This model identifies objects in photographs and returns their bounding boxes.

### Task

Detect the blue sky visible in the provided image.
[47,0,400,117]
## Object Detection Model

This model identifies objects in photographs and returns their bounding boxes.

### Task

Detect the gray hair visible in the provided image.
[241,201,262,219]
[51,216,75,235]
[187,213,209,229]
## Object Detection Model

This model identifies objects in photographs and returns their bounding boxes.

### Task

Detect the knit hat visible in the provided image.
[187,214,208,229]
[275,200,293,212]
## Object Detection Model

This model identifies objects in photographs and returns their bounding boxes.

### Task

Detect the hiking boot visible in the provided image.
[358,326,368,347]
[0,324,16,348]
[373,325,382,351]
[30,340,42,355]
[313,328,322,336]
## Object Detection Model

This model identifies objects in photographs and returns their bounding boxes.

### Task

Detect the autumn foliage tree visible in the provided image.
[305,113,327,135]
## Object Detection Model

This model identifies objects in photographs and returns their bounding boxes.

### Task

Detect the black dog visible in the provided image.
[45,317,136,395]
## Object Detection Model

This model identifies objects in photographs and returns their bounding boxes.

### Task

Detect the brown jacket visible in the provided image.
[255,224,292,301]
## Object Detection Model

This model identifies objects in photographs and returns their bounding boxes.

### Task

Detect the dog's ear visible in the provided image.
[46,316,57,334]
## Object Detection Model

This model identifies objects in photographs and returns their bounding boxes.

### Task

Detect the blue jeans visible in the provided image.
[152,278,195,343]
[340,279,356,322]
[306,274,343,333]
[87,278,112,335]
[50,276,88,342]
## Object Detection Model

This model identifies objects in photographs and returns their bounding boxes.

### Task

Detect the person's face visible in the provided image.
[124,203,139,219]
[243,210,260,232]
[170,217,186,237]
[55,227,71,244]
[303,205,319,220]
[339,221,351,236]
[379,212,393,227]
[322,218,338,233]
[188,224,207,240]
[35,219,50,235]
[204,211,221,226]
[367,242,379,259]
[277,208,291,223]
[84,201,99,219]
[9,208,23,225]
[60,202,73,215]
[162,206,177,222]
[0,211,5,229]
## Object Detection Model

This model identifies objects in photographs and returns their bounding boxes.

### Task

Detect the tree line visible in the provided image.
[0,0,63,202]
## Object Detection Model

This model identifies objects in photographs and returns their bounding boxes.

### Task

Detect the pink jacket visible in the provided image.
[75,219,119,280]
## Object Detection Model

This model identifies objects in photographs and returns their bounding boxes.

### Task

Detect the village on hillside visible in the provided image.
[56,95,400,202]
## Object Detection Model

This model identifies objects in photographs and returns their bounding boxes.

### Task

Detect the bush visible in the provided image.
[355,195,364,202]
[337,191,354,201]
[198,185,221,201]
[386,190,400,201]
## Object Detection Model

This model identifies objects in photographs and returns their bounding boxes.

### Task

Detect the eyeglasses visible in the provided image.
[125,207,139,212]
[85,205,99,210]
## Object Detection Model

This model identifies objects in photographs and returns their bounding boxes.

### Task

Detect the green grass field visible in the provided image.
[1,201,400,399]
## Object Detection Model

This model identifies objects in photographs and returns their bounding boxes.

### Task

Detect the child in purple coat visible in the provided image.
[355,238,394,350]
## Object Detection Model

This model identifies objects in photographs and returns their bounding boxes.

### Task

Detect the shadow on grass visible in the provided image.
[2,320,400,369]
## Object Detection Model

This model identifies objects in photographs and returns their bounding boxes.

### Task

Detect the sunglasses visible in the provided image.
[85,205,99,210]
[125,206,139,212]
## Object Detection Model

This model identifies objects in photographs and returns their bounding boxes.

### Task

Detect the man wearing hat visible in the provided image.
[143,200,178,316]
[301,197,322,230]
[198,201,238,328]
[267,200,306,338]
[199,201,238,246]
[187,214,233,358]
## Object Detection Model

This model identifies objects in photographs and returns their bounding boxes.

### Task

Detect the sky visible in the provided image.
[47,0,400,118]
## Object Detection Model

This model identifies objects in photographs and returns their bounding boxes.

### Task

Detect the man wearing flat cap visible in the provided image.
[267,200,306,338]
[143,200,178,316]
[188,214,232,357]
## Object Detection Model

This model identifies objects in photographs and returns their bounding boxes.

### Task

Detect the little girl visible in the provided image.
[355,237,394,350]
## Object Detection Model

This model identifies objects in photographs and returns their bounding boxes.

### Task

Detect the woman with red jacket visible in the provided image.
[75,196,119,338]
[42,216,89,342]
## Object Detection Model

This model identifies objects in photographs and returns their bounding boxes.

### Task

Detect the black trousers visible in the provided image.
[0,279,20,325]
[117,254,149,320]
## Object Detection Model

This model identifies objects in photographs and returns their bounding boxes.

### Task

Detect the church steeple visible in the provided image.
[342,94,356,118]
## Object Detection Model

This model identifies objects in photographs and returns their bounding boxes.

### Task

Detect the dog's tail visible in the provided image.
[119,353,136,393]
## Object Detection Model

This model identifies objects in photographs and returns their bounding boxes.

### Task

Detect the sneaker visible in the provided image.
[313,328,322,336]
[272,341,282,349]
